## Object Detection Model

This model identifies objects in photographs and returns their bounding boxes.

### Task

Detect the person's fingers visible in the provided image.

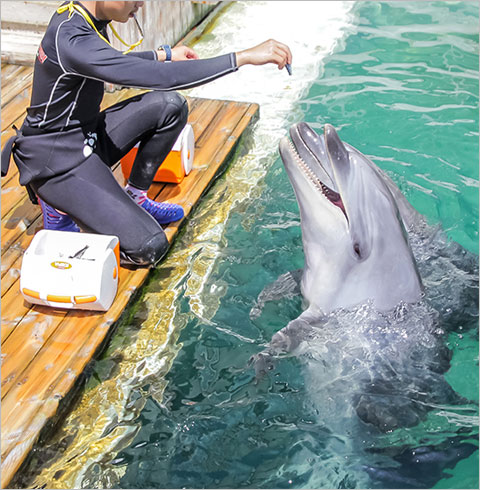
[236,39,292,68]
[272,46,288,69]
[184,46,199,59]
[170,45,199,61]
[265,41,290,68]
[276,44,291,65]
[275,41,292,64]
[270,51,285,70]
[273,52,285,69]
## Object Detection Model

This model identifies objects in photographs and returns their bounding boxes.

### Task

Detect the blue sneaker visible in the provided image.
[39,199,80,232]
[141,197,184,224]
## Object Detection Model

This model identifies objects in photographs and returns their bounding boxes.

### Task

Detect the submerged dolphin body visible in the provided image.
[252,123,478,487]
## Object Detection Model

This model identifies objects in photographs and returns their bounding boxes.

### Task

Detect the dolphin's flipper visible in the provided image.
[250,314,317,378]
[250,269,302,320]
[364,437,478,489]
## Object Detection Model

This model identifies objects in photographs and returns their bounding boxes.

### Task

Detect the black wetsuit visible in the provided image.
[1,1,238,265]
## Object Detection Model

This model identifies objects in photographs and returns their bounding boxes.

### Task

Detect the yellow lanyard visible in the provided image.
[57,1,143,54]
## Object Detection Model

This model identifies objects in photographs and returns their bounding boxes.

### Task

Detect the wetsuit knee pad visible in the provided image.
[167,92,188,128]
[148,91,188,128]
[120,231,169,266]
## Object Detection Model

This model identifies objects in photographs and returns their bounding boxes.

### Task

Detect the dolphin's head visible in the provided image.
[279,122,423,313]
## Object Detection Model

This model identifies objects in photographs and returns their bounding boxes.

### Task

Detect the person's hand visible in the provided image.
[172,45,199,61]
[156,45,199,61]
[236,39,292,70]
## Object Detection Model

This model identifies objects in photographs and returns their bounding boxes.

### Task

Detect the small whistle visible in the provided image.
[133,13,144,38]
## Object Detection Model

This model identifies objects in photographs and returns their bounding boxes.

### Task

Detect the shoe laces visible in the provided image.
[143,198,181,217]
[40,200,79,231]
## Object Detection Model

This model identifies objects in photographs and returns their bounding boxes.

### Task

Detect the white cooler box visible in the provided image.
[20,230,120,311]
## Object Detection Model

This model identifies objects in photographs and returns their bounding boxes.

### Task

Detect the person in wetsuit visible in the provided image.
[1,1,292,266]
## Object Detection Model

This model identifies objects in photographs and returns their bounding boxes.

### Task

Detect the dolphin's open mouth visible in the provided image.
[286,123,346,217]
[286,139,345,213]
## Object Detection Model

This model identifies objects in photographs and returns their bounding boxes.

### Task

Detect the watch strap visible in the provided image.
[161,44,172,62]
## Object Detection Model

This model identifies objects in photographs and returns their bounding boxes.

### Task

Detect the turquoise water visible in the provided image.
[303,1,479,254]
[113,2,478,489]
[22,2,478,489]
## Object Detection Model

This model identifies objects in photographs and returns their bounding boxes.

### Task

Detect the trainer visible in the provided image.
[1,1,292,266]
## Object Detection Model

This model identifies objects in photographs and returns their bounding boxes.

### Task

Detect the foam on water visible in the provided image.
[187,1,356,180]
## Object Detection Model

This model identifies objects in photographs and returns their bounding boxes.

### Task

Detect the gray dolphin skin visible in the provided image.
[253,122,478,488]
[280,122,424,313]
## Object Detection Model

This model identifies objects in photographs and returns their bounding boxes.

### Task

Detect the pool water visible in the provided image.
[25,2,478,489]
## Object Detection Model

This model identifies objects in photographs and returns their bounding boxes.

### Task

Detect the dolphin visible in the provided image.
[280,122,424,313]
[251,122,478,487]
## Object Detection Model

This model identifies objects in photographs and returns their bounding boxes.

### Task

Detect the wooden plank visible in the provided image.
[0,278,36,343]
[1,83,30,125]
[1,66,33,108]
[1,254,22,296]
[1,63,26,85]
[1,88,32,132]
[0,235,155,475]
[1,216,40,285]
[0,86,259,487]
[1,195,40,254]
[161,101,254,207]
[146,98,226,199]
[2,63,17,75]
[1,86,33,190]
[163,103,258,241]
[1,174,28,219]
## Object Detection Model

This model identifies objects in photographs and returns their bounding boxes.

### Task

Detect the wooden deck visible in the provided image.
[0,63,259,487]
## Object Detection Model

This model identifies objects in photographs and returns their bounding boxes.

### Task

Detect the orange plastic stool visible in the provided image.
[121,124,194,184]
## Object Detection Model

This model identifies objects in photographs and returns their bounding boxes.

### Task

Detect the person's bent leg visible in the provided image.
[98,91,188,224]
[30,156,169,266]
[126,92,188,189]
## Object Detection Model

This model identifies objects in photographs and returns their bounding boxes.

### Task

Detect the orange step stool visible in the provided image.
[121,124,194,184]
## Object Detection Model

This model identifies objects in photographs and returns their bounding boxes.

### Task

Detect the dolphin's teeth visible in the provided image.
[288,139,345,215]
[289,140,334,200]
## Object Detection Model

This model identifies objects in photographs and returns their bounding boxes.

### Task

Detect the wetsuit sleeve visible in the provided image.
[126,50,157,61]
[57,20,238,91]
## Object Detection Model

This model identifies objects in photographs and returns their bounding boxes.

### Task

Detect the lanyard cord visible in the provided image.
[57,1,143,54]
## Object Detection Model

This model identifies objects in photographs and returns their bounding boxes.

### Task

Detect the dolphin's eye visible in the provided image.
[353,243,362,258]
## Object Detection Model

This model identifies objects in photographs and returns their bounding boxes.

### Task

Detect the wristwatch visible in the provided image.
[158,44,172,62]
